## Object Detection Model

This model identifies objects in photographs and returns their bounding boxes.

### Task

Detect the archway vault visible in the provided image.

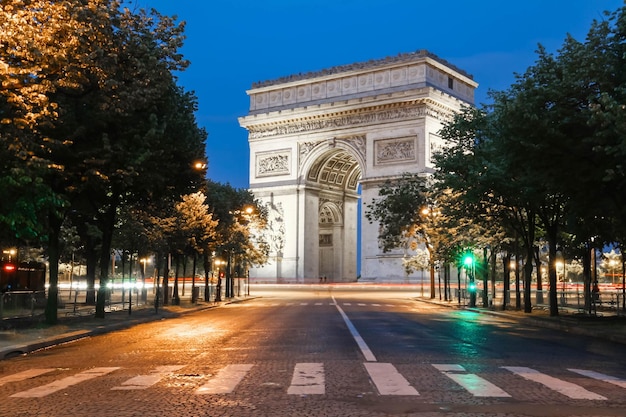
[304,146,362,282]
[307,150,362,192]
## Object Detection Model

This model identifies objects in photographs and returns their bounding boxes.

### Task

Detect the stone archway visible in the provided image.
[306,147,362,282]
[239,50,477,283]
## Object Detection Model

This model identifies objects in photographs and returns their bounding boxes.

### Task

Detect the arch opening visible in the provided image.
[306,148,362,282]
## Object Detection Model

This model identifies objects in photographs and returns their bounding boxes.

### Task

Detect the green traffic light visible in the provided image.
[463,254,473,266]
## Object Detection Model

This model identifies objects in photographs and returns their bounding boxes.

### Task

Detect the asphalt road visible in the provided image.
[0,286,624,417]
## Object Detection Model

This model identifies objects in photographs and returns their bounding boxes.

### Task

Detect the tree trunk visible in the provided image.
[95,200,118,319]
[482,247,489,308]
[85,246,97,305]
[534,246,544,304]
[514,257,521,311]
[490,250,497,307]
[173,254,180,305]
[44,210,63,325]
[95,232,111,318]
[548,244,559,317]
[163,252,170,306]
[456,265,461,304]
[523,252,533,313]
[502,252,511,310]
[182,254,187,296]
[226,254,233,298]
[203,251,211,302]
[191,252,197,303]
[582,244,592,314]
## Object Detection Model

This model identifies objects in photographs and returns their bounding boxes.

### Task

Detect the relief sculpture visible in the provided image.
[257,152,290,176]
[376,138,415,164]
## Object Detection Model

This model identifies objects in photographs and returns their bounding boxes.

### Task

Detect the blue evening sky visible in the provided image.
[136,1,624,189]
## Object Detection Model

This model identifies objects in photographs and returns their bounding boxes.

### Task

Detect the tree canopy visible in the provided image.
[0,0,207,322]
[367,5,626,316]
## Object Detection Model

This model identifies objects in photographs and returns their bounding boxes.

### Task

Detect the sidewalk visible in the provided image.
[0,295,625,361]
[420,296,626,345]
[0,299,228,360]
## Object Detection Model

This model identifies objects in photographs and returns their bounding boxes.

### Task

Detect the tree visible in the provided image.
[434,5,626,316]
[1,0,121,323]
[171,192,218,304]
[0,1,206,322]
[365,173,443,297]
[205,181,268,300]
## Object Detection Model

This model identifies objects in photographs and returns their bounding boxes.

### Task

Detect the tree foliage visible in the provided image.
[368,5,626,316]
[0,0,207,322]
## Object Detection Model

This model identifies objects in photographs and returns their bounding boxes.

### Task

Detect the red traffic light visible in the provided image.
[3,263,15,272]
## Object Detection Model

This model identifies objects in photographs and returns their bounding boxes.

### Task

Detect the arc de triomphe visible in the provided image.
[239,50,477,283]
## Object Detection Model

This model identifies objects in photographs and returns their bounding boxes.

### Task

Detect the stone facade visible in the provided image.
[239,50,477,283]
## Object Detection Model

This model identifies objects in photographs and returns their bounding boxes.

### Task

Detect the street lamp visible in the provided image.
[556,259,566,305]
[214,259,225,302]
[139,257,150,303]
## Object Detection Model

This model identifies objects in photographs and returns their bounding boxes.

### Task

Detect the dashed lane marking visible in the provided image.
[333,296,377,362]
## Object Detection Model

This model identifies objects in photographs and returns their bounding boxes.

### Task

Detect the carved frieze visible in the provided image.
[256,149,291,177]
[247,101,448,140]
[374,137,416,165]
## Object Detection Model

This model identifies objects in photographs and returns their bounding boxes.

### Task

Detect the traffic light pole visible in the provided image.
[463,251,477,308]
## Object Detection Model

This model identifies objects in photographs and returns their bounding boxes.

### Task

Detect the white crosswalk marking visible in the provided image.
[2,363,623,400]
[503,366,607,400]
[433,364,510,397]
[287,363,325,395]
[11,367,120,398]
[364,363,419,396]
[196,364,254,394]
[112,365,184,390]
[0,369,55,387]
[568,369,626,390]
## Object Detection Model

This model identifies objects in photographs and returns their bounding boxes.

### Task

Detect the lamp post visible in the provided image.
[139,257,149,303]
[214,259,225,302]
[556,259,566,306]
[244,206,254,297]
[463,252,476,308]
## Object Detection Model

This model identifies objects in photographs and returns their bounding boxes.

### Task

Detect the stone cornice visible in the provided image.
[245,98,455,140]
[250,49,474,89]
